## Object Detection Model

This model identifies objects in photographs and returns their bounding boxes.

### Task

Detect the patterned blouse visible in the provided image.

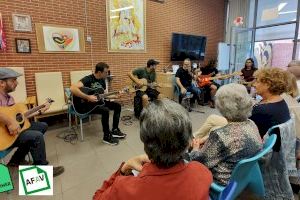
[191,119,263,185]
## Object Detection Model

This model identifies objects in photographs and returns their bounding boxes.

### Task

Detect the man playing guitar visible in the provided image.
[199,60,219,108]
[0,68,64,176]
[70,62,126,146]
[128,59,163,108]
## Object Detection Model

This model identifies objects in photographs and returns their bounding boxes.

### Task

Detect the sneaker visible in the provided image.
[103,134,119,145]
[112,128,127,139]
[54,166,64,177]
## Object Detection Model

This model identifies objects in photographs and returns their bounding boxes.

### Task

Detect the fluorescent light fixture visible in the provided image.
[110,16,119,19]
[111,5,134,12]
[279,10,297,14]
[278,2,287,12]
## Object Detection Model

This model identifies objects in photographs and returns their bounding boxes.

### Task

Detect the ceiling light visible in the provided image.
[278,10,297,14]
[278,2,287,11]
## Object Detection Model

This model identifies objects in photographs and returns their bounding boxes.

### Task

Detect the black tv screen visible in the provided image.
[171,33,206,61]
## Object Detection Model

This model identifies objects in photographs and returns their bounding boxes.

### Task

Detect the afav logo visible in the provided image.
[19,166,53,195]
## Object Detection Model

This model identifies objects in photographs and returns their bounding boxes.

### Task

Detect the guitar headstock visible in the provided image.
[45,98,55,104]
[120,87,131,94]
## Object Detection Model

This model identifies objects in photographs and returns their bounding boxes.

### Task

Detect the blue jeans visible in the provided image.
[179,84,202,104]
[10,122,48,165]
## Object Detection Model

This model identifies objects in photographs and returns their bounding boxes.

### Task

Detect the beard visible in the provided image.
[5,85,15,93]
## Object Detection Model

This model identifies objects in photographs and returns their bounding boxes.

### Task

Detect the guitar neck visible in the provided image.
[24,104,45,118]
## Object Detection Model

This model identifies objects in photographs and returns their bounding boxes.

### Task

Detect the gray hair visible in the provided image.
[140,99,192,168]
[215,83,253,122]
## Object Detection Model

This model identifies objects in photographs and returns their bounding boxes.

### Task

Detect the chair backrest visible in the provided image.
[35,72,66,113]
[8,67,27,103]
[266,117,297,175]
[219,181,237,200]
[226,134,277,199]
[70,70,92,85]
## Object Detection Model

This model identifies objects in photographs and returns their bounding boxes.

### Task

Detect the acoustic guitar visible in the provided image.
[132,78,160,92]
[0,98,54,151]
[197,71,242,88]
[72,86,130,115]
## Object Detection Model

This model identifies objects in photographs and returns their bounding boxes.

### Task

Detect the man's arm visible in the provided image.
[70,81,98,102]
[0,112,20,135]
[127,70,143,87]
[176,77,187,95]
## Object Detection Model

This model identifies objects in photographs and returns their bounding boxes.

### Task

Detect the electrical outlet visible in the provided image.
[86,36,92,42]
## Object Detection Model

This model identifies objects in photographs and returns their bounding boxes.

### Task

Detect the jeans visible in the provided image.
[179,84,202,104]
[90,100,121,139]
[10,122,48,165]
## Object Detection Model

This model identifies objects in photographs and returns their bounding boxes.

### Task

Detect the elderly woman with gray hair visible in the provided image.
[94,99,213,200]
[190,83,262,186]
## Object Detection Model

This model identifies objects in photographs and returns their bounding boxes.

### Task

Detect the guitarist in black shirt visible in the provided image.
[70,62,126,145]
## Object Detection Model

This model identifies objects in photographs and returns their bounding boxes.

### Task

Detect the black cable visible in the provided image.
[56,127,78,145]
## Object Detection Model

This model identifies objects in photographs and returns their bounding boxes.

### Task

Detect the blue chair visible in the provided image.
[210,134,277,200]
[65,88,91,141]
[0,148,14,164]
[219,181,237,200]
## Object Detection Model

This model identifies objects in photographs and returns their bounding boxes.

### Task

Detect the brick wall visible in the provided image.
[0,0,225,96]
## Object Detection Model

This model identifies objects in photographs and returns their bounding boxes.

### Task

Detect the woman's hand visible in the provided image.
[121,154,150,175]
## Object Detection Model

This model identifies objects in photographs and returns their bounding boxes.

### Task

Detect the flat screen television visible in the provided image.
[171,33,206,61]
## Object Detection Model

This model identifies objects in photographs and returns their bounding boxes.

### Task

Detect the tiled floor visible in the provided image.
[1,105,298,200]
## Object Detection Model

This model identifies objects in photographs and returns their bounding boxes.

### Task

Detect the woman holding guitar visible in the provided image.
[0,68,64,177]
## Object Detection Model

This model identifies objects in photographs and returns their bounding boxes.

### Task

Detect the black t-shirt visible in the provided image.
[201,67,219,76]
[80,74,106,90]
[241,68,257,82]
[175,67,192,88]
[250,100,290,137]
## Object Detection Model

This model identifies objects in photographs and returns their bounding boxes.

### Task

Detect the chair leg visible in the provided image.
[68,113,72,129]
[80,118,84,141]
[89,115,92,124]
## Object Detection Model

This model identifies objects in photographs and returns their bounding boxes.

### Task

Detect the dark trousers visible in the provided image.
[10,122,48,165]
[90,100,121,138]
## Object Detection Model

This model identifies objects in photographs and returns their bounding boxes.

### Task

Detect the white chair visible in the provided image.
[70,70,92,85]
[34,72,67,121]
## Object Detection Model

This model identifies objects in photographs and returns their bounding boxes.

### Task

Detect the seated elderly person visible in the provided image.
[93,99,213,200]
[190,83,262,186]
[250,68,297,199]
[250,67,290,137]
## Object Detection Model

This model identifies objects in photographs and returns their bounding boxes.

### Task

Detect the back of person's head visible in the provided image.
[254,67,287,95]
[95,62,109,73]
[140,99,192,168]
[285,71,299,98]
[215,83,253,122]
[287,60,300,79]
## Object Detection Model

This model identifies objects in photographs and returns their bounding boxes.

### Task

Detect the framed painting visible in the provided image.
[106,0,146,53]
[35,23,85,53]
[12,14,32,32]
[15,38,31,53]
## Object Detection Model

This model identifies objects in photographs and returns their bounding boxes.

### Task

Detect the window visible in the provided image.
[255,23,296,41]
[256,0,298,27]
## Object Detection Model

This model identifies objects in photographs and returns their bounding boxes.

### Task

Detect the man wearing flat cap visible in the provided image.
[128,59,163,117]
[0,67,64,177]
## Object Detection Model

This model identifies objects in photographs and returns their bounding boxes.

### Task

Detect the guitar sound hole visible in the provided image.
[16,113,23,123]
